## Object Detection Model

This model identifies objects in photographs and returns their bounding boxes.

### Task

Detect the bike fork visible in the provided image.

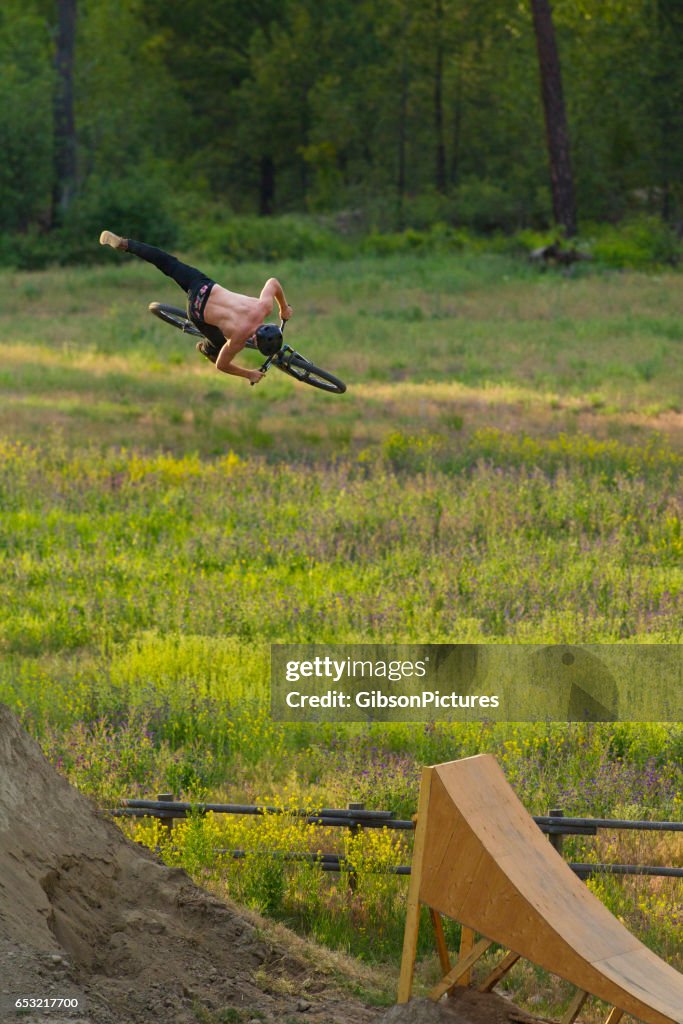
[254,343,294,381]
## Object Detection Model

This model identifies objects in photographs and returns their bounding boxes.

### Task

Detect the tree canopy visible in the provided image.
[1,0,682,238]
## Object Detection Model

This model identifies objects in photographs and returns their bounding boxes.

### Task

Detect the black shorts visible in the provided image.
[187,279,226,355]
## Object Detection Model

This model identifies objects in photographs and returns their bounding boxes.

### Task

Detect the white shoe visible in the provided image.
[99,230,126,250]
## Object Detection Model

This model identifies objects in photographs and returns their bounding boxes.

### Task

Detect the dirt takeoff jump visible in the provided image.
[0,705,379,1024]
[399,754,683,1024]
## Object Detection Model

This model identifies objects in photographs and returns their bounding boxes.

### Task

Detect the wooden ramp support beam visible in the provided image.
[561,990,589,1024]
[429,909,451,975]
[456,926,476,986]
[604,1010,624,1024]
[397,771,432,1004]
[428,938,493,1002]
[478,950,521,992]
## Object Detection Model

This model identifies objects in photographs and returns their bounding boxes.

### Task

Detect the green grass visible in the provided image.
[1,250,682,995]
[1,253,682,457]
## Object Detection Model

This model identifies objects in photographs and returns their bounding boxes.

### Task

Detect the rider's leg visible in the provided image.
[194,322,227,364]
[99,231,207,294]
[125,239,207,293]
[100,230,223,362]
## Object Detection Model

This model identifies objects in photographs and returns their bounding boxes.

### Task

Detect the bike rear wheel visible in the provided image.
[273,350,346,394]
[149,302,203,337]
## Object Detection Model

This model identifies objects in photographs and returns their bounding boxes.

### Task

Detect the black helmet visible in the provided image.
[255,323,283,357]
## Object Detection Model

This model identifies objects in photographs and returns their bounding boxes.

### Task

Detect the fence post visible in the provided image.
[549,808,564,856]
[157,793,175,840]
[347,802,365,892]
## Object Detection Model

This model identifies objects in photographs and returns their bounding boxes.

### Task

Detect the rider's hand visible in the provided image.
[248,369,266,385]
[280,303,293,321]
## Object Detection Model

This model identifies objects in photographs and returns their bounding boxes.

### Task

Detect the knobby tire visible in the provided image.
[148,302,203,337]
[274,351,346,394]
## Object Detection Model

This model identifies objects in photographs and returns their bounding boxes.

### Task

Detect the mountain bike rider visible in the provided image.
[99,231,293,385]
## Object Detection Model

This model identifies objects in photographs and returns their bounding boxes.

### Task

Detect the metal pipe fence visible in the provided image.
[110,796,683,880]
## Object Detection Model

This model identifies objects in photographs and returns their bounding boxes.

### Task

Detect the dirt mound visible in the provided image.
[0,704,380,1024]
[380,991,547,1024]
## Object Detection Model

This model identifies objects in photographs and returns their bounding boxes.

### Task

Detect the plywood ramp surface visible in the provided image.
[417,755,683,1024]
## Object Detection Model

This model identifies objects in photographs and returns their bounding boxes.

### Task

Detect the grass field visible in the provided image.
[1,249,681,1005]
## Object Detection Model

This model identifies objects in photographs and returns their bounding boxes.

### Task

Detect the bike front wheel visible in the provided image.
[273,351,346,394]
[148,302,203,337]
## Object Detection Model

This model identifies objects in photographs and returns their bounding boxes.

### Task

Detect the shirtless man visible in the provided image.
[99,231,293,384]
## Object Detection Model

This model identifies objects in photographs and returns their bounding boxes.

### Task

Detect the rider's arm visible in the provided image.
[215,338,261,382]
[259,278,292,320]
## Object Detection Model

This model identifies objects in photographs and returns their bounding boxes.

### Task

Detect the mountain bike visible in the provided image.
[149,303,346,394]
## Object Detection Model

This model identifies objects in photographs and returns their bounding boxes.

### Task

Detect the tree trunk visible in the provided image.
[52,0,78,225]
[397,57,409,228]
[259,155,275,216]
[434,0,446,193]
[449,63,463,187]
[653,0,683,222]
[530,0,577,237]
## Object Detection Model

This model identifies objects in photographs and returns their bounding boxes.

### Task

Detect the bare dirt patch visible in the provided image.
[382,990,548,1024]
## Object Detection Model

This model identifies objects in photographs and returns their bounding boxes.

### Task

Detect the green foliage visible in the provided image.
[40,715,167,805]
[587,870,683,965]
[502,218,682,270]
[3,0,683,245]
[61,175,179,263]
[9,203,680,273]
[179,212,347,263]
[0,174,180,271]
[0,6,54,231]
[75,0,189,173]
[461,429,681,481]
[453,180,544,234]
[362,223,468,256]
[394,192,460,232]
[0,230,64,271]
[588,216,681,269]
[379,427,682,481]
[0,440,679,737]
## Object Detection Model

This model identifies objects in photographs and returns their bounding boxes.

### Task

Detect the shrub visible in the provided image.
[588,216,681,269]
[399,190,459,230]
[0,173,180,270]
[0,229,64,270]
[454,179,528,233]
[178,211,348,262]
[362,222,468,256]
[60,173,179,262]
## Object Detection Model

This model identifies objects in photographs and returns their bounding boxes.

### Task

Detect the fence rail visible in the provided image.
[533,814,683,834]
[114,798,414,829]
[111,795,683,881]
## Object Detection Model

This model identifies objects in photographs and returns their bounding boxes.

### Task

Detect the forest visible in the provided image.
[2,0,683,262]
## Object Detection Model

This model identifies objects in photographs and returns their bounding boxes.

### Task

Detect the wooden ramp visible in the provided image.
[398,754,683,1024]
